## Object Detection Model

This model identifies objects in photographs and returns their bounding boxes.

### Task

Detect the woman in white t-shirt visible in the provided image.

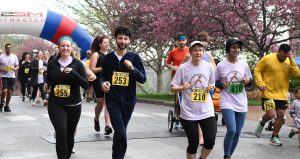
[171,41,216,159]
[215,38,252,159]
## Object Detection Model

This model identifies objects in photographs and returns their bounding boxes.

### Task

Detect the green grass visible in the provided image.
[137,93,261,106]
[137,93,174,102]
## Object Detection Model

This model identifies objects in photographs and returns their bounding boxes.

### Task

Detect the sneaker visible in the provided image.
[4,106,11,112]
[32,101,37,106]
[0,103,3,112]
[94,119,100,132]
[71,148,75,153]
[174,122,180,130]
[104,126,113,135]
[269,137,282,146]
[288,129,296,138]
[22,96,25,102]
[254,120,264,137]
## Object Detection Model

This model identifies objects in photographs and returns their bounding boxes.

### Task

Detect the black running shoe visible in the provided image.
[4,106,11,112]
[104,126,113,135]
[94,119,100,132]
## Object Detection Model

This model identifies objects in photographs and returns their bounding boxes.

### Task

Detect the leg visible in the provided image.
[104,100,113,135]
[1,89,7,104]
[198,125,204,145]
[199,117,217,159]
[221,109,236,158]
[5,89,12,106]
[47,102,68,159]
[272,109,286,136]
[20,80,26,97]
[94,98,104,132]
[229,111,246,156]
[31,85,38,101]
[66,105,81,158]
[107,102,134,159]
[180,118,199,159]
[38,83,46,100]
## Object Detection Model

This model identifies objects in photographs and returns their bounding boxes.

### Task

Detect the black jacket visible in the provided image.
[46,57,88,106]
[29,59,47,86]
[100,51,146,107]
[18,60,31,81]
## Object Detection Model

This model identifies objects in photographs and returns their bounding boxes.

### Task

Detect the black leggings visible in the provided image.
[20,78,31,97]
[180,117,217,154]
[31,83,46,100]
[48,102,81,159]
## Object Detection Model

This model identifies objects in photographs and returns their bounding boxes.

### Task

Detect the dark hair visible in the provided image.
[294,87,300,94]
[114,26,131,39]
[197,31,210,42]
[5,43,12,48]
[90,35,109,53]
[278,44,292,53]
[175,32,186,40]
[225,38,243,53]
[21,52,30,60]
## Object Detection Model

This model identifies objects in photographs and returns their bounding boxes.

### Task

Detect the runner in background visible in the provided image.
[18,52,31,101]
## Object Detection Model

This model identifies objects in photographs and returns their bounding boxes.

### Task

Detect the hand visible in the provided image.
[208,84,215,91]
[43,83,50,93]
[12,67,17,71]
[173,66,178,71]
[290,113,295,118]
[181,82,191,90]
[258,85,266,91]
[63,67,72,73]
[124,60,134,71]
[242,77,250,85]
[102,81,111,93]
[223,81,229,87]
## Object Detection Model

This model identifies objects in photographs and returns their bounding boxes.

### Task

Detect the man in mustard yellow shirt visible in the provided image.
[254,44,300,146]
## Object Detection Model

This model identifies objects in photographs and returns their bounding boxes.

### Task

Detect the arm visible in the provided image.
[181,54,190,64]
[254,57,267,90]
[69,61,88,90]
[209,54,216,69]
[165,51,177,70]
[170,66,191,93]
[289,57,300,78]
[82,62,96,81]
[89,52,102,73]
[125,54,146,84]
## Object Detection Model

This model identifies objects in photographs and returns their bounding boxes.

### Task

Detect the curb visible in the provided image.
[137,98,174,107]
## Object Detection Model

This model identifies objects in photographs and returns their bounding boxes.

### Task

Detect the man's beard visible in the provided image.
[117,43,128,50]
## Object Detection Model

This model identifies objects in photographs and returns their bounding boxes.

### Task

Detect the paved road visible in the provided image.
[0,97,299,159]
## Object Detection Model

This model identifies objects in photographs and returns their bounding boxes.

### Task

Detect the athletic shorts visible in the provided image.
[2,77,15,91]
[261,98,288,111]
[92,79,104,98]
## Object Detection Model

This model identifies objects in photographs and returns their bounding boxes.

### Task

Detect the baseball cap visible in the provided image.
[225,38,243,53]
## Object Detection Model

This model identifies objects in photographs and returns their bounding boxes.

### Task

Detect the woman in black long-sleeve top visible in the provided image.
[44,36,88,159]
[29,50,47,105]
[18,52,31,101]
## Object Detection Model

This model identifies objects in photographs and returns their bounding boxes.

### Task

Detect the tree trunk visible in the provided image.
[156,71,164,93]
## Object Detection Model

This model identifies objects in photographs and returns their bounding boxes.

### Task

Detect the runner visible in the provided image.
[288,87,300,148]
[18,52,31,101]
[171,41,216,159]
[215,38,252,159]
[45,36,88,159]
[29,50,47,106]
[254,43,300,146]
[89,35,113,134]
[0,43,19,112]
[166,32,189,129]
[101,26,146,159]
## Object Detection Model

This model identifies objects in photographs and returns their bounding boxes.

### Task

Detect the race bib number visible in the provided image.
[263,99,275,111]
[112,72,129,86]
[54,85,70,97]
[24,68,29,74]
[229,81,243,94]
[5,66,13,71]
[191,88,208,102]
